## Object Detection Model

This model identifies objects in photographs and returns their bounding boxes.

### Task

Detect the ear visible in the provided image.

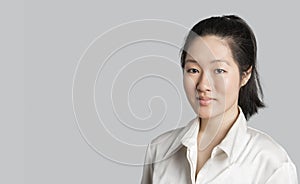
[240,66,252,87]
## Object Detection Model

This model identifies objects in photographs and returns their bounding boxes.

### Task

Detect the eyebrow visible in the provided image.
[185,59,231,66]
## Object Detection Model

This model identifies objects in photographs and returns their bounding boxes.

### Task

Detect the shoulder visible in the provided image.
[245,127,298,183]
[246,126,292,166]
[151,126,184,144]
[149,126,185,156]
[147,119,196,161]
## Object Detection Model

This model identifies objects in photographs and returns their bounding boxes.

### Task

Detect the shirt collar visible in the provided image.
[181,117,200,148]
[212,106,250,163]
[163,106,250,163]
[162,117,199,159]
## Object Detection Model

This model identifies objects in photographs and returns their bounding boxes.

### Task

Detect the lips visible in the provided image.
[197,96,215,106]
[198,97,213,100]
[197,96,215,100]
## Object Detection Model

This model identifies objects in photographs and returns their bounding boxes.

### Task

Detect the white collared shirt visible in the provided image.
[141,108,298,184]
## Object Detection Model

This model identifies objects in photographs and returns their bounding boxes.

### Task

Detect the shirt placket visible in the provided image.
[186,144,200,184]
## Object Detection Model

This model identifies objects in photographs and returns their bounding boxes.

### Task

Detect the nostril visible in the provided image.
[196,81,212,92]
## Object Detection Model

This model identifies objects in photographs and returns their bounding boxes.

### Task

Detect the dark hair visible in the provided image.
[180,15,265,120]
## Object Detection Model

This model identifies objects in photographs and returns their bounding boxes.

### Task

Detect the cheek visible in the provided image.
[221,76,241,99]
[183,76,196,100]
[214,75,240,96]
[183,76,196,96]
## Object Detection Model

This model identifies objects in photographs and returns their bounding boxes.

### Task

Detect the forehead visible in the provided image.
[185,35,234,65]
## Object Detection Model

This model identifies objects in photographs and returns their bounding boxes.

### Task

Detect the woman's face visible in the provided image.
[183,35,242,119]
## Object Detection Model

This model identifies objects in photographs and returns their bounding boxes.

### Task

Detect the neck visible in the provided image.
[197,104,240,151]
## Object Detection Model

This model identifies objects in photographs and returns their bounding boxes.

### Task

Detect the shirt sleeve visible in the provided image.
[141,144,154,184]
[265,161,298,184]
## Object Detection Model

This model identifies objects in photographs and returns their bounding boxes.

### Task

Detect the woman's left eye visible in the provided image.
[214,69,226,74]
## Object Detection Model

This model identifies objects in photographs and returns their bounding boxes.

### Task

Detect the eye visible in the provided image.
[214,68,226,74]
[186,68,199,74]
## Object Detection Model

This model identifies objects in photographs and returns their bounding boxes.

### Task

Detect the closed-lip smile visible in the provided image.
[197,96,215,100]
[197,96,215,105]
[198,97,213,100]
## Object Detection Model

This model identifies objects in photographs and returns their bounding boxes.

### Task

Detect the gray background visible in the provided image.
[17,0,300,183]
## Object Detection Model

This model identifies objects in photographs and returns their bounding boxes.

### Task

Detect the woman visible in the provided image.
[141,15,298,183]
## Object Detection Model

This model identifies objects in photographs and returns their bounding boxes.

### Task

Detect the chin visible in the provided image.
[196,105,226,119]
[196,108,213,119]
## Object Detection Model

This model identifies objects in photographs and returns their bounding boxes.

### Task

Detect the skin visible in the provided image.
[183,35,252,178]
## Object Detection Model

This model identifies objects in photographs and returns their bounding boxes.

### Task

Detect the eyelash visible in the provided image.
[186,68,227,74]
[186,68,199,73]
[214,68,226,74]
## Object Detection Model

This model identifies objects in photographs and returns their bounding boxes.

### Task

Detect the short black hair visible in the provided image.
[180,15,265,120]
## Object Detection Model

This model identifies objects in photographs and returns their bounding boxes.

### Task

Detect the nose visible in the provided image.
[196,71,212,92]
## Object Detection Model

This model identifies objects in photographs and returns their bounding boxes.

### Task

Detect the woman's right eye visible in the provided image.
[186,68,199,73]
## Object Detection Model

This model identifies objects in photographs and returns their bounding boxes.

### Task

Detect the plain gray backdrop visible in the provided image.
[19,0,300,183]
